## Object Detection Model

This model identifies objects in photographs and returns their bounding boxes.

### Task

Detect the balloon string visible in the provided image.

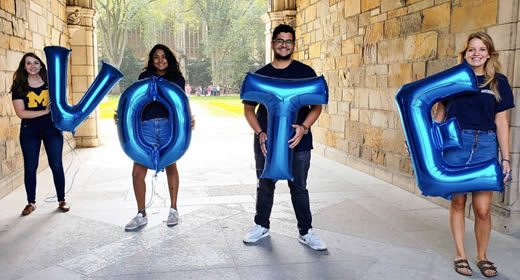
[145,172,167,214]
[45,134,79,203]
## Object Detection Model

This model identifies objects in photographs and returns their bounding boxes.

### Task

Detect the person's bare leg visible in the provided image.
[132,162,148,216]
[472,191,496,277]
[165,163,179,210]
[450,193,471,275]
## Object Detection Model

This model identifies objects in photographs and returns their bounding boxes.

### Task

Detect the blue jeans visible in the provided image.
[443,129,498,165]
[254,150,312,235]
[19,116,65,203]
[142,118,169,147]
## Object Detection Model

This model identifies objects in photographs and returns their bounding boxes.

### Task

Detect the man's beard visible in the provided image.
[274,52,292,60]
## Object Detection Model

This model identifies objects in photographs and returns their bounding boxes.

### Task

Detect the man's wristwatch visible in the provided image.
[301,124,309,135]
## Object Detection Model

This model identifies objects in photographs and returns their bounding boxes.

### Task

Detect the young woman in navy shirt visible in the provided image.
[434,32,514,277]
[11,53,70,215]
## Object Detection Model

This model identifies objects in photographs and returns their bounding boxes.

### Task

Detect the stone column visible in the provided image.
[262,0,296,63]
[66,6,101,147]
[505,2,520,233]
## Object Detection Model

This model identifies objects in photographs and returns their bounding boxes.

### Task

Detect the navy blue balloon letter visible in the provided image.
[395,63,503,199]
[45,46,123,133]
[117,76,192,173]
[241,72,328,181]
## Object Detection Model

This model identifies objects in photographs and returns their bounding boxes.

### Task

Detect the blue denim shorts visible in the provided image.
[142,118,169,147]
[443,129,497,165]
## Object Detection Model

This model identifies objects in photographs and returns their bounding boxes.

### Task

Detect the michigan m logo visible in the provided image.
[27,89,49,108]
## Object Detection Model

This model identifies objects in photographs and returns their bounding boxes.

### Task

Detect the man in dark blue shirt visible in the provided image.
[242,24,327,250]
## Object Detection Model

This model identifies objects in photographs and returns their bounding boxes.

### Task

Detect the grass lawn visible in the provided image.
[99,95,244,119]
[99,95,119,120]
[191,95,243,117]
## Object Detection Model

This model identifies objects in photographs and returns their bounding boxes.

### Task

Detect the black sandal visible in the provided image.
[454,259,472,276]
[477,260,497,277]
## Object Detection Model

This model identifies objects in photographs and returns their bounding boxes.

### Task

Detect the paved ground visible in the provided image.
[1,102,519,280]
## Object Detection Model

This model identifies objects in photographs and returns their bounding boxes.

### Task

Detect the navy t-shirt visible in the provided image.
[11,83,52,125]
[138,71,186,121]
[444,73,515,131]
[242,60,318,154]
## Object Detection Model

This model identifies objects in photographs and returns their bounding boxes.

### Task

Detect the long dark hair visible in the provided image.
[10,53,47,96]
[144,44,183,82]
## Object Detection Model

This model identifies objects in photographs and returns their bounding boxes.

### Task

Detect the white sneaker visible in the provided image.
[299,229,327,251]
[243,224,270,243]
[167,208,179,226]
[125,213,148,231]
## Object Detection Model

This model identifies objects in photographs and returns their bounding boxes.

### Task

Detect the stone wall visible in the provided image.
[293,0,520,233]
[0,0,74,199]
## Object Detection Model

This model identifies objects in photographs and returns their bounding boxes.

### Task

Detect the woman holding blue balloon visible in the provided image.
[434,32,514,277]
[124,44,193,231]
[10,53,70,216]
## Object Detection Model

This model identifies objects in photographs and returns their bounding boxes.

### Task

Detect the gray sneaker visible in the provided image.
[299,229,327,251]
[243,224,270,243]
[125,213,148,231]
[167,208,179,226]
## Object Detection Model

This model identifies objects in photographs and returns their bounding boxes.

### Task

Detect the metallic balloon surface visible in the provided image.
[44,46,123,133]
[395,63,503,199]
[240,72,328,181]
[117,76,192,172]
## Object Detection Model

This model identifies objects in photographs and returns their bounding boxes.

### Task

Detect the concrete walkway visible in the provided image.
[1,102,519,280]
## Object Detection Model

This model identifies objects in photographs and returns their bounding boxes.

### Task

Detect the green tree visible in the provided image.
[97,0,157,93]
[183,0,265,87]
[118,47,143,93]
[186,56,211,88]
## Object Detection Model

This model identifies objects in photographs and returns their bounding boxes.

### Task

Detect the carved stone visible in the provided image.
[67,9,81,25]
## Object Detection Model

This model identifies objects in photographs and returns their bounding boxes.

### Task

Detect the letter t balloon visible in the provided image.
[241,72,328,181]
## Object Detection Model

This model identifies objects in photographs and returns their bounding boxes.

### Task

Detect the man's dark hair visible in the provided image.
[272,24,295,41]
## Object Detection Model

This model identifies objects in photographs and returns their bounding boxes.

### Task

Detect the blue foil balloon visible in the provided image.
[240,72,328,181]
[395,63,503,199]
[117,76,192,173]
[44,46,124,133]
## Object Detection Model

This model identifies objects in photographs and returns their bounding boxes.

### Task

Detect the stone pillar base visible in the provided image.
[75,136,103,148]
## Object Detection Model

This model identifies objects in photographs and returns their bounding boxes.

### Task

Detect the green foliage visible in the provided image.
[118,47,143,93]
[97,0,266,92]
[97,0,157,67]
[186,57,211,88]
[184,0,266,89]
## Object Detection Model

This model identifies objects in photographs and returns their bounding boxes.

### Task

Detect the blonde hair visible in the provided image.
[458,32,501,102]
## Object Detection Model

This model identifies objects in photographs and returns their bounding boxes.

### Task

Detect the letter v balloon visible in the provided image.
[45,46,124,133]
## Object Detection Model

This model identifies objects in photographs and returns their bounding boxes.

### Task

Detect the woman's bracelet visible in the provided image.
[501,158,512,164]
[256,130,265,136]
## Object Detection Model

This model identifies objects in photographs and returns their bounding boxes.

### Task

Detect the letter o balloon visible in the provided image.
[117,76,192,173]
